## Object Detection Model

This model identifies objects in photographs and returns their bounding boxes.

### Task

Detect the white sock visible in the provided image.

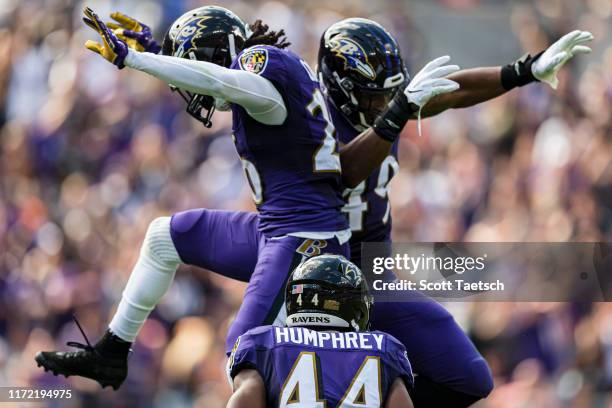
[109,217,181,342]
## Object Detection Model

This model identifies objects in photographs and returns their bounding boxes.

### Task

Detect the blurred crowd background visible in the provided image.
[0,0,610,407]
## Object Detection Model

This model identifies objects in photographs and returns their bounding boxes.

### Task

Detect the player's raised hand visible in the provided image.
[405,55,460,109]
[82,7,128,69]
[107,11,161,54]
[406,55,460,135]
[532,30,594,89]
[372,56,461,140]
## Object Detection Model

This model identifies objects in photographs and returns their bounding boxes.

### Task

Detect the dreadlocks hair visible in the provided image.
[245,20,291,49]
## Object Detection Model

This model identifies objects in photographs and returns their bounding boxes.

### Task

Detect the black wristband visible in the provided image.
[372,88,417,142]
[500,51,544,90]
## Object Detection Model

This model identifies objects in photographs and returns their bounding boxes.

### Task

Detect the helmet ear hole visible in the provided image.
[340,77,354,91]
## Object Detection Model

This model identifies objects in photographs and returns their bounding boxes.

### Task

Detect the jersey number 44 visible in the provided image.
[280,351,383,407]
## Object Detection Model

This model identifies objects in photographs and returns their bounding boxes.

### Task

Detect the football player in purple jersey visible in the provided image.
[34,6,458,391]
[228,255,414,408]
[317,18,593,407]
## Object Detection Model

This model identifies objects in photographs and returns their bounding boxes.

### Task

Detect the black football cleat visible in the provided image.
[35,317,130,390]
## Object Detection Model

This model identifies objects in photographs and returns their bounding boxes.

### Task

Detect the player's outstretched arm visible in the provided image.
[420,29,594,118]
[340,56,460,188]
[123,51,287,125]
[386,377,414,408]
[82,7,287,126]
[419,66,504,117]
[227,369,266,408]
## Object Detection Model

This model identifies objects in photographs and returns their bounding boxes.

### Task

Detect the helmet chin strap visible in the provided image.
[340,91,369,132]
[356,110,370,130]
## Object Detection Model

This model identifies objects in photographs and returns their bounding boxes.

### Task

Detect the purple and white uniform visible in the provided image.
[330,104,399,266]
[230,45,348,237]
[328,103,493,398]
[171,46,350,353]
[229,325,413,407]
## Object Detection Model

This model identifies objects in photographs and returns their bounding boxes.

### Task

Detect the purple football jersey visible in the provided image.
[230,325,413,407]
[330,105,399,264]
[230,46,348,237]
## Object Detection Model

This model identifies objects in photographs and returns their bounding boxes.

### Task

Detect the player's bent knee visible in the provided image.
[170,208,208,235]
[142,216,181,270]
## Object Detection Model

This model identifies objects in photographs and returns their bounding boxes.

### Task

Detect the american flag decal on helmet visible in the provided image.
[291,284,304,294]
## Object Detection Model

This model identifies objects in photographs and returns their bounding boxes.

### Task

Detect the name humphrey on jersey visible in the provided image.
[275,326,386,351]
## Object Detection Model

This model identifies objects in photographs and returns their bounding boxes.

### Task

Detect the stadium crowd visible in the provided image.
[0,0,610,406]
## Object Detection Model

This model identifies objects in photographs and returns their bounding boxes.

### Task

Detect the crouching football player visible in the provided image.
[227,254,414,408]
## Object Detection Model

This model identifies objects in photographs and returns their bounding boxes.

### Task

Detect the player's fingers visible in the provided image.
[428,64,460,79]
[428,78,460,93]
[85,12,116,48]
[578,31,595,41]
[110,27,124,36]
[574,31,594,44]
[82,17,99,32]
[84,40,103,55]
[110,11,140,31]
[436,82,461,94]
[571,45,592,55]
[416,78,454,92]
[83,6,97,24]
[411,56,451,83]
[566,31,593,51]
[106,22,122,30]
[83,7,105,33]
[82,16,112,49]
[113,30,129,43]
[549,51,569,67]
[409,71,424,84]
[121,29,139,39]
[422,55,451,72]
[557,30,581,47]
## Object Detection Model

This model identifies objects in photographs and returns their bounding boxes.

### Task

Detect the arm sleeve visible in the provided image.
[124,49,287,125]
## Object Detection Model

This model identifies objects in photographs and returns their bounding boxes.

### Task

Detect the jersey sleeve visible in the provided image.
[228,333,256,379]
[383,334,415,390]
[232,46,285,76]
[228,326,274,380]
[231,46,298,96]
